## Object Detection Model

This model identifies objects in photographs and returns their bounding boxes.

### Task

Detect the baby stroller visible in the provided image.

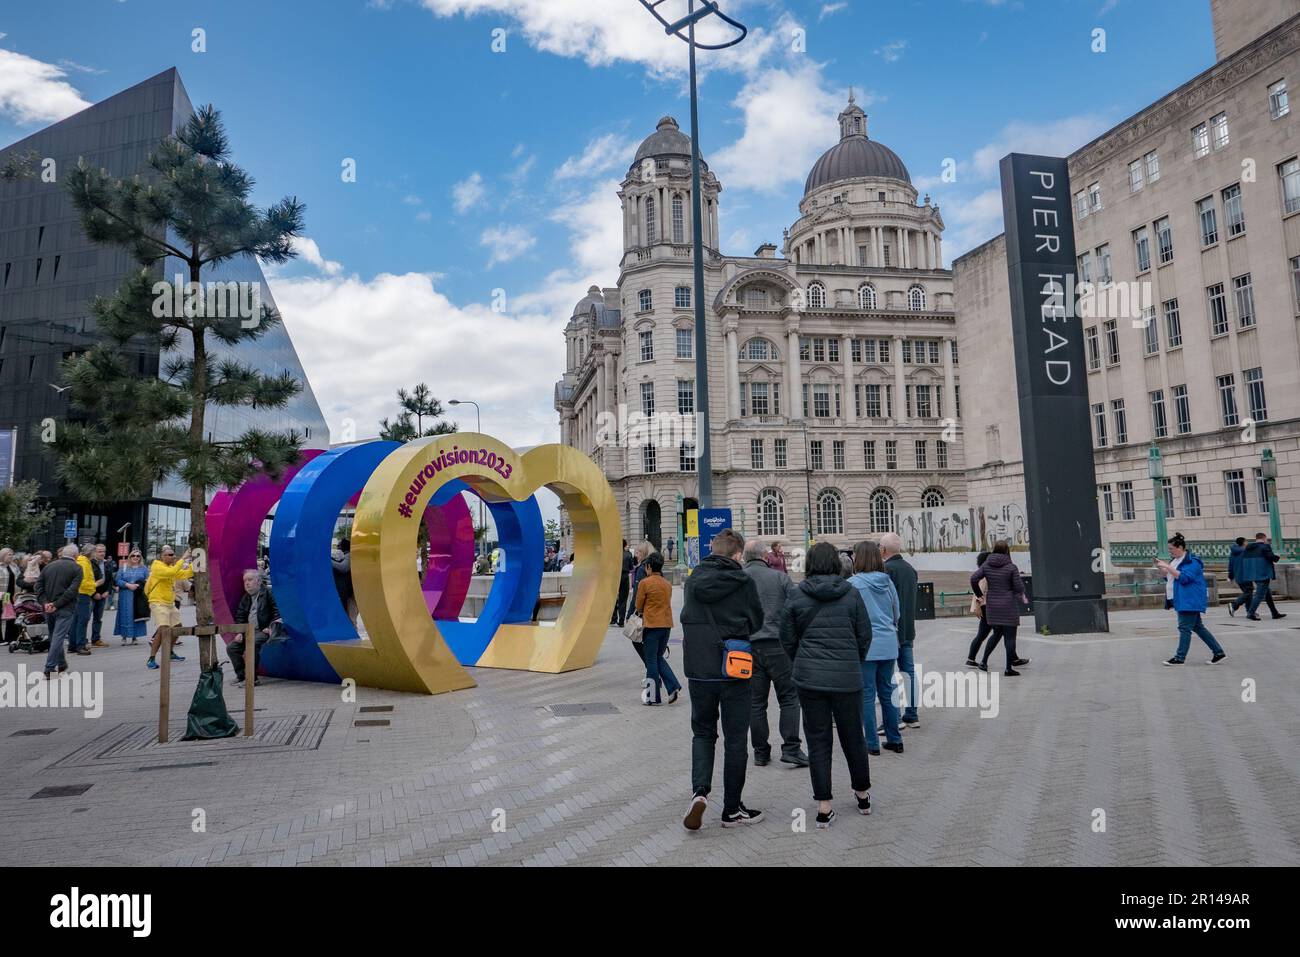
[7,597,50,655]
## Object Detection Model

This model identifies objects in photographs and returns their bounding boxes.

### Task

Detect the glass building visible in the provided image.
[0,68,327,554]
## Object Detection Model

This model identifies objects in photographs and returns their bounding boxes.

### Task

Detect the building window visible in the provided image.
[680,443,696,472]
[1163,298,1182,347]
[639,329,654,361]
[1233,273,1255,328]
[1211,111,1230,150]
[1085,327,1101,371]
[1281,158,1300,215]
[915,440,927,470]
[1100,484,1114,522]
[928,341,941,365]
[1244,366,1267,421]
[901,340,913,364]
[879,339,890,363]
[671,195,684,243]
[1119,481,1136,521]
[1111,399,1128,445]
[864,440,876,470]
[907,286,926,311]
[1198,197,1219,245]
[812,338,826,362]
[1078,251,1093,283]
[640,381,655,415]
[1142,307,1159,354]
[1092,402,1108,447]
[813,384,831,419]
[870,489,895,533]
[807,282,826,308]
[750,438,764,470]
[1180,475,1202,517]
[1088,181,1102,211]
[863,384,882,419]
[885,440,897,470]
[743,338,772,361]
[1104,320,1120,365]
[1146,150,1161,182]
[1155,216,1174,264]
[828,338,840,363]
[1134,227,1151,273]
[638,288,653,312]
[1255,468,1270,513]
[1161,477,1176,518]
[676,327,692,359]
[746,381,771,416]
[1217,373,1239,426]
[1223,184,1246,237]
[1192,121,1210,158]
[1207,283,1229,336]
[799,337,810,361]
[915,385,933,419]
[809,440,824,471]
[1225,469,1249,515]
[1129,158,1144,192]
[1150,390,1168,439]
[1097,244,1112,282]
[676,379,694,415]
[817,490,844,535]
[1075,190,1089,219]
[859,284,877,309]
[1172,384,1192,434]
[745,287,767,308]
[851,339,863,363]
[950,340,959,365]
[774,438,788,469]
[1292,256,1300,310]
[1270,79,1290,119]
[642,445,657,473]
[832,440,845,470]
[921,488,944,508]
[757,489,785,536]
[674,285,691,308]
[645,196,656,243]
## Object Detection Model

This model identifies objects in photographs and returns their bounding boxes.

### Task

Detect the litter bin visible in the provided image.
[916,581,935,620]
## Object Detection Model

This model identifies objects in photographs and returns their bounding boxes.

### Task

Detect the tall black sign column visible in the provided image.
[999,153,1109,635]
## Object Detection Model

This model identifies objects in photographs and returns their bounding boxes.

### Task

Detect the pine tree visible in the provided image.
[378,383,457,441]
[54,105,306,669]
[0,480,55,550]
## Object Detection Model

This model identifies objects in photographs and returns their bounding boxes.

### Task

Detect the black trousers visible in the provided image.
[749,640,802,759]
[981,624,1018,671]
[968,613,992,660]
[689,679,750,814]
[612,581,629,626]
[798,687,871,802]
[229,631,268,681]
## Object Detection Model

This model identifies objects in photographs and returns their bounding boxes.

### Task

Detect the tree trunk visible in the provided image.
[188,258,216,671]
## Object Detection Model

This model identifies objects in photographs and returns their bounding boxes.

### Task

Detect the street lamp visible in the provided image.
[1261,447,1282,548]
[800,416,813,553]
[636,0,747,509]
[1147,443,1167,560]
[449,399,487,556]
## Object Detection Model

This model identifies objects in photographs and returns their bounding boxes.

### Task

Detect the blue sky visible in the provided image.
[1,0,1216,450]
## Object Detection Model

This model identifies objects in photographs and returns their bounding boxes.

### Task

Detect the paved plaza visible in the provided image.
[2,599,1299,867]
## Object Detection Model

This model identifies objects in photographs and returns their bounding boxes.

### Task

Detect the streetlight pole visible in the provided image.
[1261,447,1282,549]
[637,0,746,510]
[1147,444,1167,560]
[449,399,486,556]
[801,417,813,553]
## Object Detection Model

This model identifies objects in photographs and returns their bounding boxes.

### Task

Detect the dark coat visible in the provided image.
[1240,541,1278,582]
[742,557,793,643]
[1227,543,1246,582]
[680,554,764,680]
[779,574,871,694]
[37,557,83,611]
[884,554,918,645]
[235,586,280,632]
[970,553,1027,627]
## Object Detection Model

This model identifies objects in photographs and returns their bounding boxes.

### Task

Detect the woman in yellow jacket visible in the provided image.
[634,552,681,706]
[144,546,194,670]
[69,545,99,655]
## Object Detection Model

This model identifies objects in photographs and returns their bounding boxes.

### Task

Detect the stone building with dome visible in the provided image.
[554,97,965,556]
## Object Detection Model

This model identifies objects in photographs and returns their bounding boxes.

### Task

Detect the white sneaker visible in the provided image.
[682,795,707,831]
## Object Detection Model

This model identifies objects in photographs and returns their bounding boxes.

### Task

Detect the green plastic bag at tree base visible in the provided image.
[181,666,240,740]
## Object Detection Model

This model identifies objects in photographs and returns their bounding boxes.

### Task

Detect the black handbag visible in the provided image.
[132,586,150,622]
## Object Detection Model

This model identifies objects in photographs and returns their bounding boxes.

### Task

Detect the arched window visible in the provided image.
[817,489,844,536]
[742,337,773,361]
[638,289,652,312]
[870,488,896,533]
[908,285,926,311]
[807,281,826,309]
[921,487,945,508]
[858,283,877,310]
[646,196,656,243]
[757,488,785,536]
[672,194,685,243]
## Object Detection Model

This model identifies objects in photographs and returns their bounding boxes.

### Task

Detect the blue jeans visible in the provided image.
[1175,612,1223,660]
[897,643,918,722]
[861,659,901,751]
[1246,580,1277,617]
[43,605,74,673]
[70,594,92,651]
[641,627,680,702]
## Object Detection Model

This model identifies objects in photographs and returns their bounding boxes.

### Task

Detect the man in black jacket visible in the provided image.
[1243,532,1286,620]
[612,539,632,627]
[680,528,765,830]
[881,532,923,728]
[231,569,280,685]
[37,544,84,677]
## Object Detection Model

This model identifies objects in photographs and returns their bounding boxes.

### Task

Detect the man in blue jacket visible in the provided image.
[1242,533,1286,621]
[1227,537,1254,616]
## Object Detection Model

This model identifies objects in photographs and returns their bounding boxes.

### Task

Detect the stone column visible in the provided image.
[842,334,855,425]
[935,236,943,267]
[604,351,618,416]
[928,232,938,270]
[787,317,803,420]
[596,358,607,445]
[893,335,907,425]
[724,315,740,421]
[942,338,957,423]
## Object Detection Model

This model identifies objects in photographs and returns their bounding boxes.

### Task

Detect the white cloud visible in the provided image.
[480,224,536,267]
[290,236,343,276]
[874,40,907,63]
[967,114,1110,180]
[554,133,636,181]
[548,177,623,275]
[0,47,92,125]
[415,210,432,223]
[451,171,486,214]
[402,194,423,206]
[819,3,848,21]
[711,62,843,193]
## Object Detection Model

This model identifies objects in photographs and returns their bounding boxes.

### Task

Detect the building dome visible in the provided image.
[571,284,603,319]
[632,116,699,167]
[803,94,910,194]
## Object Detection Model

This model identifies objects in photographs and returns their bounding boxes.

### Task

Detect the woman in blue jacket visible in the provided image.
[848,540,903,755]
[1154,533,1226,666]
